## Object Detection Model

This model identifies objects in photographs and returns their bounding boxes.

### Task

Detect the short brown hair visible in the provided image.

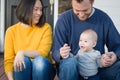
[16,0,46,27]
[76,0,93,3]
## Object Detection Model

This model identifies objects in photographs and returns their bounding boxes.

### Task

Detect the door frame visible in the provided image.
[0,0,5,52]
[53,0,58,29]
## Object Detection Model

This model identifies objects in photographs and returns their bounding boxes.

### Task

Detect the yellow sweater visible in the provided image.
[4,22,53,72]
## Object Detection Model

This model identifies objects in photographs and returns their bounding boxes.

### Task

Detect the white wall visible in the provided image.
[94,0,120,33]
[0,0,1,51]
[0,0,1,24]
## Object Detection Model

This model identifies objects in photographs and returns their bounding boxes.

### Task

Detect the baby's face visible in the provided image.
[79,33,95,52]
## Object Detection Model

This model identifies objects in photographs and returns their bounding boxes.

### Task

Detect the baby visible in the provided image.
[75,29,102,80]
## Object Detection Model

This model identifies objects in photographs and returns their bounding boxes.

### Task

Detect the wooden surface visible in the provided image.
[0,54,8,80]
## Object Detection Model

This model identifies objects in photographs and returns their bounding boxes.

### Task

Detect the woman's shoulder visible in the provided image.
[34,23,52,33]
[43,23,51,27]
[40,23,52,29]
[6,22,20,33]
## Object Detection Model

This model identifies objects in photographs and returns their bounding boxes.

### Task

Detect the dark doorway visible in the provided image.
[5,0,54,30]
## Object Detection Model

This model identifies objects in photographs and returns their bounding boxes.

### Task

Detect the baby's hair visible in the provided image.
[81,29,98,42]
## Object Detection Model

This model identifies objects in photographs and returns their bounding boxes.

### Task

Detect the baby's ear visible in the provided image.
[93,42,97,47]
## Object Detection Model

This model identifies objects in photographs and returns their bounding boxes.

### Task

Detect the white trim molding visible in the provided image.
[0,0,5,52]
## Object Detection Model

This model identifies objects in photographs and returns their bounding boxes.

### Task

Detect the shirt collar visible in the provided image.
[88,8,95,18]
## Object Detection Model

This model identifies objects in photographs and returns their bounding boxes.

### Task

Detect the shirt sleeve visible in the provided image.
[38,24,53,57]
[4,28,15,72]
[104,15,120,59]
[52,15,69,63]
[96,51,102,68]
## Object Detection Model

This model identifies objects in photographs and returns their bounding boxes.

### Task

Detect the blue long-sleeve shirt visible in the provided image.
[52,8,120,63]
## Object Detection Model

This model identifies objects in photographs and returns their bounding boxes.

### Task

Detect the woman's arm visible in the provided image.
[6,72,14,80]
[14,50,40,72]
[18,50,40,58]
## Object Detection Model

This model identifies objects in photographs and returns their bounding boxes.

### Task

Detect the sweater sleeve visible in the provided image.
[4,28,15,72]
[96,51,102,68]
[104,15,120,59]
[52,15,69,63]
[38,24,53,57]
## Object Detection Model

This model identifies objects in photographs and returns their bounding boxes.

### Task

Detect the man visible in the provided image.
[52,0,120,80]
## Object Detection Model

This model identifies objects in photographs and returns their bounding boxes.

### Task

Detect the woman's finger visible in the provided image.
[22,61,26,69]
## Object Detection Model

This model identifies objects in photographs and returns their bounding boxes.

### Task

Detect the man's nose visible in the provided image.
[78,12,85,17]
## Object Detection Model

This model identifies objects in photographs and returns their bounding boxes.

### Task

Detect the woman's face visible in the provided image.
[32,0,42,24]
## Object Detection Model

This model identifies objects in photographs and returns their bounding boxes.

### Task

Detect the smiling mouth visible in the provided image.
[80,46,85,49]
[36,17,40,20]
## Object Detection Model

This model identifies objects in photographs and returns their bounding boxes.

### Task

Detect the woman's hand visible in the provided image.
[14,51,26,72]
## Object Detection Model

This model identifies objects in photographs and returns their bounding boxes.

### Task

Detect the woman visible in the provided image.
[4,0,56,80]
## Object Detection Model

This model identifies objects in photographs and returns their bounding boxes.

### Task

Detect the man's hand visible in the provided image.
[60,43,71,59]
[101,52,117,67]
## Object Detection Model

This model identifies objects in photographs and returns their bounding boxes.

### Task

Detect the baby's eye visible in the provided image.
[85,41,87,42]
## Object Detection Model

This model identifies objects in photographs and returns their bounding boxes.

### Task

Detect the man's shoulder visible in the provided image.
[94,8,109,17]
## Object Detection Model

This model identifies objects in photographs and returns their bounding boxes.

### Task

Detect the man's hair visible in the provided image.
[16,0,46,27]
[76,0,93,3]
[76,0,83,3]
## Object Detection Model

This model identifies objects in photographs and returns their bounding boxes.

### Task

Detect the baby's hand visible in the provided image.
[101,53,111,67]
[101,52,117,67]
[106,53,111,58]
[102,53,111,59]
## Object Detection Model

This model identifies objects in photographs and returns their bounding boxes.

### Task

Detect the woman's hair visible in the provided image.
[16,0,46,27]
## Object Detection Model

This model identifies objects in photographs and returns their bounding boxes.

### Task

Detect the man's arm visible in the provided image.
[52,15,69,63]
[103,14,120,66]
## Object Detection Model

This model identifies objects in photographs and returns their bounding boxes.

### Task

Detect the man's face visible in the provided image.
[72,0,93,21]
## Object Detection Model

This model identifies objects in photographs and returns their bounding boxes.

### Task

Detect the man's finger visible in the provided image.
[63,43,68,47]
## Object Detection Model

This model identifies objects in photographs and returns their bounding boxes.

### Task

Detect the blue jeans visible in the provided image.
[79,74,100,80]
[14,56,56,80]
[99,60,120,80]
[58,57,79,80]
[58,57,120,80]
